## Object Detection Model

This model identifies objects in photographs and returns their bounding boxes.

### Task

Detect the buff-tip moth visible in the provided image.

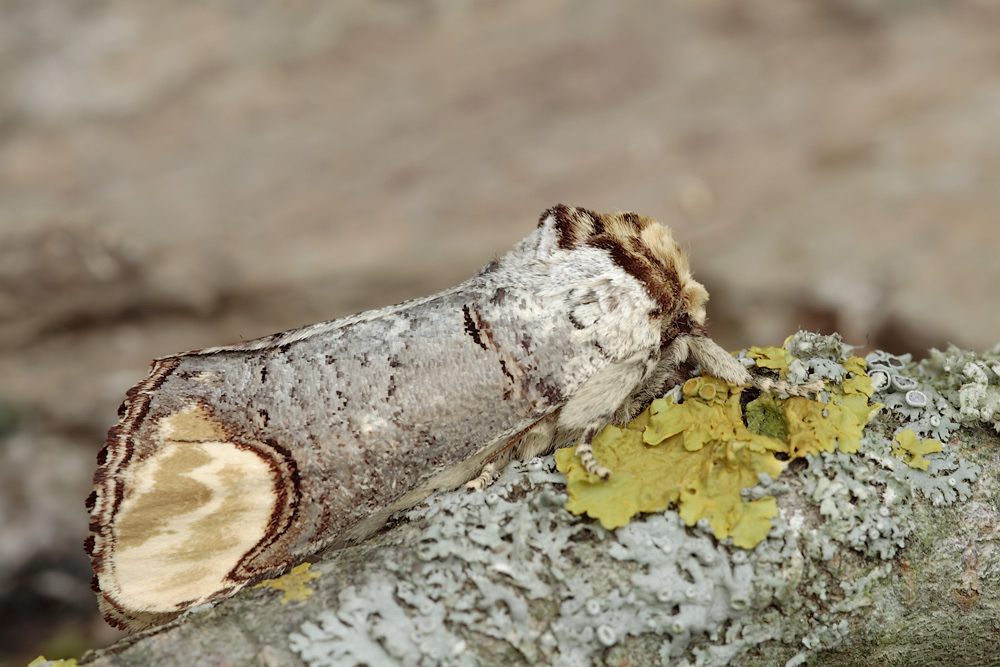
[86,205,822,631]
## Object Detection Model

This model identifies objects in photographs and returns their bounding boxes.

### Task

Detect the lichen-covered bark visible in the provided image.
[74,337,999,667]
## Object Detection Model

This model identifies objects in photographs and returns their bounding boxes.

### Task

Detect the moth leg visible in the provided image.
[511,412,559,460]
[685,335,752,386]
[686,335,824,396]
[558,357,650,480]
[465,462,498,491]
[574,425,612,480]
[466,413,560,491]
[612,338,696,424]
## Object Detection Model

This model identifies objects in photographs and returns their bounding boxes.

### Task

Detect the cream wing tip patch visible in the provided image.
[91,402,293,628]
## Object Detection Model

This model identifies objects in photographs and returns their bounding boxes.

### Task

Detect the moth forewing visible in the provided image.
[88,204,763,631]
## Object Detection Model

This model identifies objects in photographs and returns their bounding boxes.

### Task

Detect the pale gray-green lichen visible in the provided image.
[916,344,1000,434]
[290,461,763,666]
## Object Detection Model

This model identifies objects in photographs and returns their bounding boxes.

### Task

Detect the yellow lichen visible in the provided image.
[783,356,880,457]
[842,356,875,400]
[254,562,321,604]
[558,377,786,548]
[557,348,883,549]
[785,397,860,456]
[892,429,943,470]
[27,659,78,667]
[747,346,792,372]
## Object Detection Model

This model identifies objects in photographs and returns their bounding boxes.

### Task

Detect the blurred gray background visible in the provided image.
[1,0,999,663]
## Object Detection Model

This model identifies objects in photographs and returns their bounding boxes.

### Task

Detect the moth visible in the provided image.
[87,205,820,631]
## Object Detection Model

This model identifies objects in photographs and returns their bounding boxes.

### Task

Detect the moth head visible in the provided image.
[539,204,709,325]
[635,221,709,325]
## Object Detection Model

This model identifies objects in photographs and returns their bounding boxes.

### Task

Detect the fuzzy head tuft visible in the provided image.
[539,204,709,326]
